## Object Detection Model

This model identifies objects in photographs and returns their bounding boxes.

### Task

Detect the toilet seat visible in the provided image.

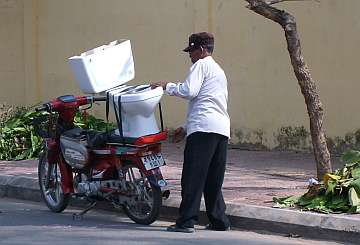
[109,85,163,103]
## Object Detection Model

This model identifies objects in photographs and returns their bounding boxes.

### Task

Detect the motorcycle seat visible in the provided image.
[62,128,167,147]
[62,128,137,147]
[106,133,137,145]
[107,131,168,146]
[62,128,87,140]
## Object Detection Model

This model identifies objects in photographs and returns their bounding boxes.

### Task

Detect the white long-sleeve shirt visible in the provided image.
[166,56,230,138]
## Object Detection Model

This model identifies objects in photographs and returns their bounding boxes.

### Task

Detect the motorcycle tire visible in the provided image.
[122,164,162,225]
[38,152,70,213]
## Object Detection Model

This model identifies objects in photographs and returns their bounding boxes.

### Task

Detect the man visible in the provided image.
[152,32,231,233]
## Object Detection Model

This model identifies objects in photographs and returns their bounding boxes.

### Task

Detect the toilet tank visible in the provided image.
[68,40,134,94]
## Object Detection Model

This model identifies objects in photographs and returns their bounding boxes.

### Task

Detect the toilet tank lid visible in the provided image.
[68,39,135,94]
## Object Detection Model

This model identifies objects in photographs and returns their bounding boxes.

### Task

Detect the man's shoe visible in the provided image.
[167,224,195,233]
[205,224,230,231]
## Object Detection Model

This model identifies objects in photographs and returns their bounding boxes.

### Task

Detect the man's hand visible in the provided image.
[173,127,186,143]
[150,82,168,89]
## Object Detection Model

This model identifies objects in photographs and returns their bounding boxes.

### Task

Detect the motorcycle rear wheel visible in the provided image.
[122,164,162,225]
[38,152,70,213]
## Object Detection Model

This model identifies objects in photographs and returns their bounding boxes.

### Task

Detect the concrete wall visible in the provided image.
[0,0,25,105]
[1,0,360,150]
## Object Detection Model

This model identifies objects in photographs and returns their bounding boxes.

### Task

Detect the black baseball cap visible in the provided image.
[183,32,214,52]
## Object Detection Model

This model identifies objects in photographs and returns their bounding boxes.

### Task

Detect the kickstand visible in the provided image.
[72,201,97,221]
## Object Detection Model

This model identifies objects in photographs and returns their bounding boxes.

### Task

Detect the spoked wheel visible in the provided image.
[122,164,162,225]
[38,152,70,213]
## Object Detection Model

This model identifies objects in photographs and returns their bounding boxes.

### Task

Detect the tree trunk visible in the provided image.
[245,0,332,179]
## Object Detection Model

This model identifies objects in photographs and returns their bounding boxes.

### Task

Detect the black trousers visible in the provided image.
[176,132,230,229]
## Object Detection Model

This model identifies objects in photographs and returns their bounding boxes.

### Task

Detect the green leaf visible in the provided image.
[327,195,348,210]
[273,196,299,208]
[12,127,27,132]
[1,126,10,133]
[326,179,337,195]
[351,167,360,179]
[23,111,35,118]
[14,149,28,160]
[298,195,313,206]
[339,178,353,188]
[348,187,360,207]
[350,178,360,194]
[0,106,113,160]
[304,196,327,209]
[341,150,360,165]
[347,205,360,213]
[30,131,38,153]
[327,173,341,181]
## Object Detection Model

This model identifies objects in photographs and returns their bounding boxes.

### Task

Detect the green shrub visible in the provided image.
[274,150,360,213]
[0,105,115,161]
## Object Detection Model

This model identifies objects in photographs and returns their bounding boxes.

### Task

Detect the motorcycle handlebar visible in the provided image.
[92,96,107,102]
[35,104,50,112]
[34,95,107,113]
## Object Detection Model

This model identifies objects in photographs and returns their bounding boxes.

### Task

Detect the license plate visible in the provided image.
[141,153,165,170]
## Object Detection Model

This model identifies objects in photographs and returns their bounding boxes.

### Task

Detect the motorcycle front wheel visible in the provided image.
[122,164,162,225]
[38,152,70,213]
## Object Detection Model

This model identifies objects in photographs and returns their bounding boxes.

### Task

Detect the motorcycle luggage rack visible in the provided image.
[104,91,166,145]
[105,131,168,147]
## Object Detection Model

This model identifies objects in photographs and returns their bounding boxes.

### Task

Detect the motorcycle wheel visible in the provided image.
[38,152,70,213]
[122,164,162,225]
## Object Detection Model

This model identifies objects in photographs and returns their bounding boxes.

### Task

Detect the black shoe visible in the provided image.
[205,224,230,231]
[167,224,195,233]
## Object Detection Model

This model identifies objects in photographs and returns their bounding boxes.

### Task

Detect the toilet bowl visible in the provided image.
[108,85,163,138]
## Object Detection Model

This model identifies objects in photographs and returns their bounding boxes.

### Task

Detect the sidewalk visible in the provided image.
[0,143,359,243]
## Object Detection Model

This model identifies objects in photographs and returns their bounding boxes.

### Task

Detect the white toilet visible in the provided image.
[68,40,164,138]
[108,84,163,138]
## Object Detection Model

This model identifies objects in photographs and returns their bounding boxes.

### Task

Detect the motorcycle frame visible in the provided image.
[41,95,168,195]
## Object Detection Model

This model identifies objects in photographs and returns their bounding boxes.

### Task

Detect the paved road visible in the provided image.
[0,198,350,245]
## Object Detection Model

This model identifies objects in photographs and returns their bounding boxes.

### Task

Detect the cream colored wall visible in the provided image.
[0,0,25,105]
[1,0,360,149]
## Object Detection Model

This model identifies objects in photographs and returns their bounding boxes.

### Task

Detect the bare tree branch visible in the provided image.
[266,0,320,5]
[244,0,332,179]
[246,0,319,8]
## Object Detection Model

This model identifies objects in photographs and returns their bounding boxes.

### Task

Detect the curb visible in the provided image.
[0,174,359,243]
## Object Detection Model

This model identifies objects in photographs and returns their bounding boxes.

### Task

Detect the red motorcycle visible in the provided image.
[34,94,169,225]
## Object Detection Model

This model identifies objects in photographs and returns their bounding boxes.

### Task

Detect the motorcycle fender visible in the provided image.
[146,168,168,191]
[58,155,74,194]
[45,139,59,165]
